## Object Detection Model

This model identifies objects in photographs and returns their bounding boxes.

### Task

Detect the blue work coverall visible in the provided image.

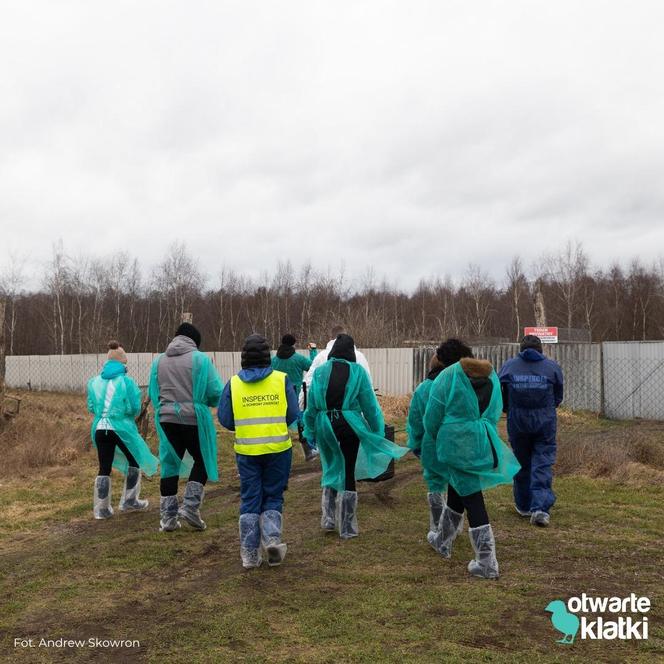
[498,349,564,514]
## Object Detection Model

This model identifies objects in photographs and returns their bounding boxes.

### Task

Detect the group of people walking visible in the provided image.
[86,324,563,578]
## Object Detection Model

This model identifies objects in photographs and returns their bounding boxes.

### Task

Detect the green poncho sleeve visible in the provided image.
[304,360,409,492]
[407,381,429,452]
[192,351,223,480]
[423,363,520,497]
[149,352,224,482]
[87,374,159,476]
[408,379,448,493]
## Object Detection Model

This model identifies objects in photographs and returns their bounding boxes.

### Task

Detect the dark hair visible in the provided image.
[436,338,473,368]
[108,340,120,350]
[520,335,543,353]
[281,333,297,347]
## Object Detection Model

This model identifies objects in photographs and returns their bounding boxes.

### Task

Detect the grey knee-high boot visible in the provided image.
[427,492,445,532]
[321,487,338,531]
[239,513,262,569]
[427,506,464,558]
[467,524,500,579]
[159,495,181,532]
[260,510,287,566]
[178,481,206,530]
[336,491,359,539]
[119,467,149,512]
[94,476,113,519]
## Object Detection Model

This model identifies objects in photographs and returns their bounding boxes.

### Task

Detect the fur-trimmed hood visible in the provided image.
[460,357,493,378]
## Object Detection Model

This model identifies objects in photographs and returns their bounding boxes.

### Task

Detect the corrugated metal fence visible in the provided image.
[6,343,664,420]
[4,348,414,397]
[414,343,602,412]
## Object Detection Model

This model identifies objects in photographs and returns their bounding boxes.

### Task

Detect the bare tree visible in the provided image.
[544,240,589,332]
[505,256,529,341]
[628,259,658,340]
[462,264,495,339]
[0,252,26,355]
[152,243,204,340]
[69,254,89,354]
[43,241,70,354]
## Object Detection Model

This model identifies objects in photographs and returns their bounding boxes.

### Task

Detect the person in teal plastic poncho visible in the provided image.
[149,323,223,533]
[87,341,159,520]
[271,333,319,461]
[407,353,447,534]
[303,334,408,539]
[422,339,520,579]
[271,333,318,396]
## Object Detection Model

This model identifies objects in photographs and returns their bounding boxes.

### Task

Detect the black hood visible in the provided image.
[328,334,356,363]
[241,334,272,369]
[276,344,296,359]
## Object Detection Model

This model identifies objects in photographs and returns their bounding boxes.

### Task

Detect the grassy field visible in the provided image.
[1,392,663,663]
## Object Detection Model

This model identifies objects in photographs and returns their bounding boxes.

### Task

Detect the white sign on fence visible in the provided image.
[524,326,559,344]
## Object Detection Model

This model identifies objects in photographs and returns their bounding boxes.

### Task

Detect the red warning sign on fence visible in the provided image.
[523,326,559,344]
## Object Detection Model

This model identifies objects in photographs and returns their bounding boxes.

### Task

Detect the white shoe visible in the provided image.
[530,511,550,527]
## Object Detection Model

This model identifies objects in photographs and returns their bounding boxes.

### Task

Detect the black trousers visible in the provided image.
[159,422,208,496]
[330,414,360,492]
[447,485,489,528]
[95,429,138,475]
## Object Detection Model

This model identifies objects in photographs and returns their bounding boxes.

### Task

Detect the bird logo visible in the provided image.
[545,600,580,645]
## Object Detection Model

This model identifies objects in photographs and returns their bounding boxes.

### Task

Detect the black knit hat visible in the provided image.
[175,323,202,348]
[241,334,272,369]
[520,335,543,353]
[281,333,297,347]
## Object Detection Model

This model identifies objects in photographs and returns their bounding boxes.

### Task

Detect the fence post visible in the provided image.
[599,342,606,417]
[0,299,5,399]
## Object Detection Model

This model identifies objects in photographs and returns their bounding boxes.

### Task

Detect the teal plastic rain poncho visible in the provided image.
[303,359,409,492]
[149,352,223,481]
[87,362,159,476]
[407,376,447,493]
[271,351,315,396]
[422,361,520,496]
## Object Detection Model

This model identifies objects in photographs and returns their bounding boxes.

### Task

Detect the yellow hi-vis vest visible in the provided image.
[230,370,292,455]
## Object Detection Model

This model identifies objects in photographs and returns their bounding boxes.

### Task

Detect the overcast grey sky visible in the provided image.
[2,1,663,290]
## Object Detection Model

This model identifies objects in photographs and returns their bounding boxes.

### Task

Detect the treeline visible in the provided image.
[1,241,663,355]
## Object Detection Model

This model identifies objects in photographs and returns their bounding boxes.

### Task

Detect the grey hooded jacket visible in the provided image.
[157,335,200,425]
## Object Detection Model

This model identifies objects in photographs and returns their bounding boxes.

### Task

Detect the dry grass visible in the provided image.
[0,391,89,476]
[377,394,411,421]
[556,420,664,484]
